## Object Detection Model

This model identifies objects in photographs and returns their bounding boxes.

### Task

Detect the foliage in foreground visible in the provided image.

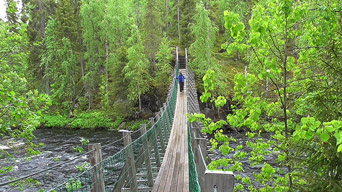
[0,20,50,153]
[189,0,342,191]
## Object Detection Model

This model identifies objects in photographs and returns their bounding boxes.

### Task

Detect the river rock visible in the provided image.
[0,145,9,150]
[21,163,38,171]
[204,107,216,120]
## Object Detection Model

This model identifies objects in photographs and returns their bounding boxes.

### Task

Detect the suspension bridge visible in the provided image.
[0,48,234,192]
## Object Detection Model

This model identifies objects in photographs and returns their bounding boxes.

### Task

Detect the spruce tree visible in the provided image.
[132,0,147,29]
[123,25,151,112]
[155,35,173,98]
[179,0,196,48]
[40,0,82,114]
[106,0,133,107]
[25,0,56,93]
[168,0,179,39]
[81,0,106,109]
[55,0,79,44]
[189,2,217,78]
[143,0,163,67]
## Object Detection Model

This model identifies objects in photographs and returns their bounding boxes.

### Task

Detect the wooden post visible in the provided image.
[162,103,170,134]
[88,143,105,192]
[194,138,207,165]
[185,48,188,68]
[153,127,161,167]
[150,116,161,167]
[176,47,179,69]
[167,103,173,128]
[156,111,161,121]
[196,143,207,191]
[159,107,166,152]
[204,170,234,192]
[163,103,171,134]
[140,124,154,187]
[120,130,137,192]
[166,97,170,105]
[149,117,155,127]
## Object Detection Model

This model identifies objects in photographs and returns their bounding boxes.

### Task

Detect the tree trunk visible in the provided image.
[177,0,180,42]
[265,79,269,97]
[81,57,85,78]
[139,94,142,112]
[246,38,250,57]
[45,75,50,95]
[38,0,49,94]
[283,14,292,188]
[340,11,342,33]
[105,7,109,107]
[166,0,169,40]
[244,65,248,78]
[38,0,46,38]
[88,90,93,110]
[105,43,109,108]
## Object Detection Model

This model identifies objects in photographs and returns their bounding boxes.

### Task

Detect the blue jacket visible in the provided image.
[177,74,185,83]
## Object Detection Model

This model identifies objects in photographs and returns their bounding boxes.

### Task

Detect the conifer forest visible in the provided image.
[1,0,342,191]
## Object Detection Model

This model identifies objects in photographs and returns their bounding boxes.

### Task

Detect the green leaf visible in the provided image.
[304,131,314,140]
[320,132,330,142]
[338,144,342,153]
[325,125,334,133]
[301,117,308,124]
[258,73,263,79]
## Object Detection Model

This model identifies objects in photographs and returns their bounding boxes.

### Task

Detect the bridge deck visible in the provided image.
[152,70,189,192]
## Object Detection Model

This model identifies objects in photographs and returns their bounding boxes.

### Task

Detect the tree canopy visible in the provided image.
[1,0,342,190]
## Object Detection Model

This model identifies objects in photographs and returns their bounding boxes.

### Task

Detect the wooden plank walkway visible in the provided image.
[152,69,189,192]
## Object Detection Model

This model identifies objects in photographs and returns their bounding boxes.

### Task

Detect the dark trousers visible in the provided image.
[180,82,184,92]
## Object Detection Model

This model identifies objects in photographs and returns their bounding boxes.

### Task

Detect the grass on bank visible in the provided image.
[40,112,147,131]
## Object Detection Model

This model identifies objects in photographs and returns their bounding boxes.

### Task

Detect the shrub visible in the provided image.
[113,116,124,129]
[127,119,149,131]
[69,111,114,129]
[40,114,70,128]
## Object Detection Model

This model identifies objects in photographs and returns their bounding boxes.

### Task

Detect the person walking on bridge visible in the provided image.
[176,72,186,93]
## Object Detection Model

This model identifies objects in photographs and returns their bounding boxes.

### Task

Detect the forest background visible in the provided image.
[1,0,342,191]
[1,0,247,136]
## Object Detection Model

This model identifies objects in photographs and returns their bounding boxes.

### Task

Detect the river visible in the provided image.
[208,131,286,191]
[1,128,282,192]
[0,128,126,192]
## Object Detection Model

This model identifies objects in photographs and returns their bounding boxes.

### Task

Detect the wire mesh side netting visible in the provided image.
[50,63,179,192]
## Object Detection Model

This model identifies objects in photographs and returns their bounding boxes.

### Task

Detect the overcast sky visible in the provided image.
[0,0,6,21]
[0,0,23,21]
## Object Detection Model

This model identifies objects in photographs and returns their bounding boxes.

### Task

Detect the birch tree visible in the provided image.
[123,25,151,112]
[155,35,173,97]
[81,0,106,109]
[189,2,217,79]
